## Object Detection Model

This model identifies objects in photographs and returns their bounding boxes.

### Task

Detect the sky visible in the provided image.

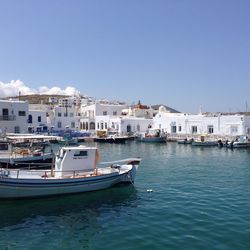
[0,0,249,113]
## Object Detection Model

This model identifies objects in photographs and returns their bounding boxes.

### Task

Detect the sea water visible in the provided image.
[0,142,250,250]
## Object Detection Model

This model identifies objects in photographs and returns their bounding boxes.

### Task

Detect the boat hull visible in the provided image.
[138,137,166,143]
[0,154,53,169]
[0,166,137,199]
[192,141,218,146]
[94,137,127,143]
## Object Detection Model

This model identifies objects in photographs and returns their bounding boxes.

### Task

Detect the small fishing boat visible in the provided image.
[191,135,218,147]
[94,136,128,144]
[225,136,250,148]
[0,145,141,199]
[0,139,54,168]
[177,138,193,144]
[137,129,166,143]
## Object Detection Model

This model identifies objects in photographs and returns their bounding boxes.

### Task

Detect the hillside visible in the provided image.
[2,94,72,104]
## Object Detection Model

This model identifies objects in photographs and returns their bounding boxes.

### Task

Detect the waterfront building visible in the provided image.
[48,105,81,132]
[153,106,250,138]
[0,99,28,134]
[80,102,127,132]
[28,104,49,133]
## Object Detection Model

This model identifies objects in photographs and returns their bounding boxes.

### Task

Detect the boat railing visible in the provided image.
[99,158,141,166]
[0,168,117,180]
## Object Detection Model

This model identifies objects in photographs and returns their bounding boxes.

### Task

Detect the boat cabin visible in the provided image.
[0,140,12,155]
[55,146,99,178]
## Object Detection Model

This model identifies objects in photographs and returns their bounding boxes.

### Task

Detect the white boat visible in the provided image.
[137,129,166,143]
[177,138,193,144]
[225,136,250,148]
[192,140,218,146]
[0,145,141,199]
[191,135,218,146]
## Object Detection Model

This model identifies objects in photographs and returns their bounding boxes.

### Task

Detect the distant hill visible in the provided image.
[2,94,72,104]
[151,104,180,113]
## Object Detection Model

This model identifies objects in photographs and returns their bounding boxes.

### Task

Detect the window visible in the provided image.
[178,126,182,132]
[105,123,108,129]
[70,113,74,117]
[58,122,62,128]
[192,126,197,134]
[0,143,8,150]
[101,123,104,130]
[74,150,88,157]
[171,126,177,133]
[58,112,61,117]
[28,115,32,123]
[208,125,214,134]
[230,126,238,134]
[71,122,75,128]
[103,111,107,115]
[18,111,26,116]
[248,128,250,135]
[113,111,117,116]
[38,116,41,122]
[14,126,20,133]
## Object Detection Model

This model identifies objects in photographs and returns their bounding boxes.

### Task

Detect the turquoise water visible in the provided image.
[1,142,250,250]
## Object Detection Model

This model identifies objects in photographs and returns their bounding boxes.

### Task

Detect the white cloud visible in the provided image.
[0,80,81,97]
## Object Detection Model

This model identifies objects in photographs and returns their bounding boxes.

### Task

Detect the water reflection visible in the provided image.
[0,185,137,230]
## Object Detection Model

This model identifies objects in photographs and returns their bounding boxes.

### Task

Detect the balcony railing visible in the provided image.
[0,115,16,121]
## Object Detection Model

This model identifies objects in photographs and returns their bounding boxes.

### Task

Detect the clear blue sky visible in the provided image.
[0,0,249,113]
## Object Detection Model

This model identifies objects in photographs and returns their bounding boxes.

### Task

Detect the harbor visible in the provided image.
[0,141,250,249]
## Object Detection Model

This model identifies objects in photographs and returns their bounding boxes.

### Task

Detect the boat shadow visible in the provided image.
[0,185,138,229]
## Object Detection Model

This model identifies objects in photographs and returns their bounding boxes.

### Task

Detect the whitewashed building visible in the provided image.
[153,106,250,138]
[48,105,81,132]
[96,116,153,135]
[28,104,49,133]
[0,100,29,134]
[80,102,127,132]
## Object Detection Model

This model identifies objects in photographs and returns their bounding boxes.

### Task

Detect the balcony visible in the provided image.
[0,115,16,121]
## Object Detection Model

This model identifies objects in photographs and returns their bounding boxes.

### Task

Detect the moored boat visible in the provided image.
[0,139,54,168]
[0,145,141,199]
[137,129,166,143]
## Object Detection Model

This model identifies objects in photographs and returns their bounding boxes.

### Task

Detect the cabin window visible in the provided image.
[0,143,8,150]
[192,126,197,134]
[74,150,88,157]
[208,125,214,134]
[18,111,26,116]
